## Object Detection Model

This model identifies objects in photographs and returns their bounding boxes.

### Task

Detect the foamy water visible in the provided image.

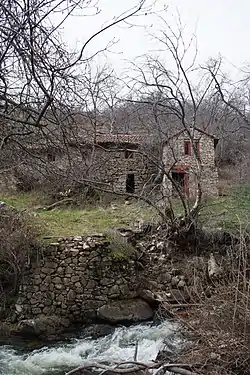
[0,322,181,375]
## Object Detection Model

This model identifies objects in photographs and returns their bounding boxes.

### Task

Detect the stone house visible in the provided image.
[162,128,219,198]
[23,133,158,195]
[85,134,157,194]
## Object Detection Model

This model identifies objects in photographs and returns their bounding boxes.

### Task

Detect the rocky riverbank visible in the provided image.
[0,223,249,374]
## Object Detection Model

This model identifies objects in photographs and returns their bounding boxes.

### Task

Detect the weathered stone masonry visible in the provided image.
[163,129,219,198]
[16,235,139,322]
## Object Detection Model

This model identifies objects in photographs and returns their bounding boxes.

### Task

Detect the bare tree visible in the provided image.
[124,14,223,228]
[0,0,149,181]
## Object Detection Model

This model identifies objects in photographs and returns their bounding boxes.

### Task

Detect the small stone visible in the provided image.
[67,290,76,301]
[70,304,79,312]
[41,268,53,275]
[171,276,179,287]
[100,278,111,286]
[109,285,120,295]
[76,287,84,294]
[83,243,90,250]
[15,304,23,313]
[74,236,82,241]
[177,280,186,289]
[43,307,52,314]
[210,352,220,360]
[86,280,96,289]
[71,275,80,283]
[65,266,73,274]
[57,294,65,302]
[32,308,42,314]
[57,267,64,274]
[55,284,63,290]
[53,277,62,284]
[156,241,165,251]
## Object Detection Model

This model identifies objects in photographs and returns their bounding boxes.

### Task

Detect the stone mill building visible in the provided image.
[162,128,219,198]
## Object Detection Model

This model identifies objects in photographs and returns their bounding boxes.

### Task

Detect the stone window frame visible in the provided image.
[184,139,200,156]
[184,140,191,156]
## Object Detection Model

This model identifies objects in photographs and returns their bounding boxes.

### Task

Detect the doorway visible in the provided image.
[126,173,135,193]
[172,171,189,197]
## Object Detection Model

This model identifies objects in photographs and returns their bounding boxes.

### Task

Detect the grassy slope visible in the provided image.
[0,191,158,237]
[199,185,250,232]
[1,185,250,237]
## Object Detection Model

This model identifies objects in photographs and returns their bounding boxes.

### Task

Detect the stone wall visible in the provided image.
[12,143,158,195]
[163,130,219,197]
[90,146,156,193]
[15,235,140,322]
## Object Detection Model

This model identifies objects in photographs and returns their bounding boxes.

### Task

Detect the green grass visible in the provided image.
[0,191,158,237]
[2,185,250,238]
[1,191,46,210]
[199,185,250,232]
[39,204,157,237]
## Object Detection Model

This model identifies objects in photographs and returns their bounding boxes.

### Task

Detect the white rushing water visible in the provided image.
[0,321,181,375]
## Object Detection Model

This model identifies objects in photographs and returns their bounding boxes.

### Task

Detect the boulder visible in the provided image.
[97,299,153,323]
[15,315,70,339]
[138,289,160,307]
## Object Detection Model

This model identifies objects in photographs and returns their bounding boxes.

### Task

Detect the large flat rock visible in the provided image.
[97,299,153,323]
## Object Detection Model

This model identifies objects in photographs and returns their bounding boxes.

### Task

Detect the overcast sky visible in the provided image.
[60,0,250,78]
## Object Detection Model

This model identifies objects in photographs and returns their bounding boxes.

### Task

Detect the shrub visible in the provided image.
[0,205,39,313]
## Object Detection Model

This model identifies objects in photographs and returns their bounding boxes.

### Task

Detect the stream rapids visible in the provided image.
[0,321,181,375]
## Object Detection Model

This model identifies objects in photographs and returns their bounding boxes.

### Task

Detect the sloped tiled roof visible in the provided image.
[95,134,145,144]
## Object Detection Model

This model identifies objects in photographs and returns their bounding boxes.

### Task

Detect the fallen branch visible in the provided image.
[66,363,147,375]
[43,198,73,211]
[65,361,198,375]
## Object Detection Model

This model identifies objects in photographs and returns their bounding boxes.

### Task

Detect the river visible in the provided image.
[0,321,181,375]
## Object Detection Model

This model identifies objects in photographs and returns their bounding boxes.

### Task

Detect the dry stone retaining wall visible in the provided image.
[15,235,139,322]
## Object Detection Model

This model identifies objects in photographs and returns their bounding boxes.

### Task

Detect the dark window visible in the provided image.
[47,152,56,162]
[194,140,200,156]
[126,174,135,193]
[184,140,191,155]
[125,149,134,159]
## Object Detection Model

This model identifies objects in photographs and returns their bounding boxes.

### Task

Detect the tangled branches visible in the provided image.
[0,205,39,313]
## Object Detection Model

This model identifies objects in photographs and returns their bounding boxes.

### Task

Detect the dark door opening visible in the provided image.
[172,171,188,197]
[126,173,135,193]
